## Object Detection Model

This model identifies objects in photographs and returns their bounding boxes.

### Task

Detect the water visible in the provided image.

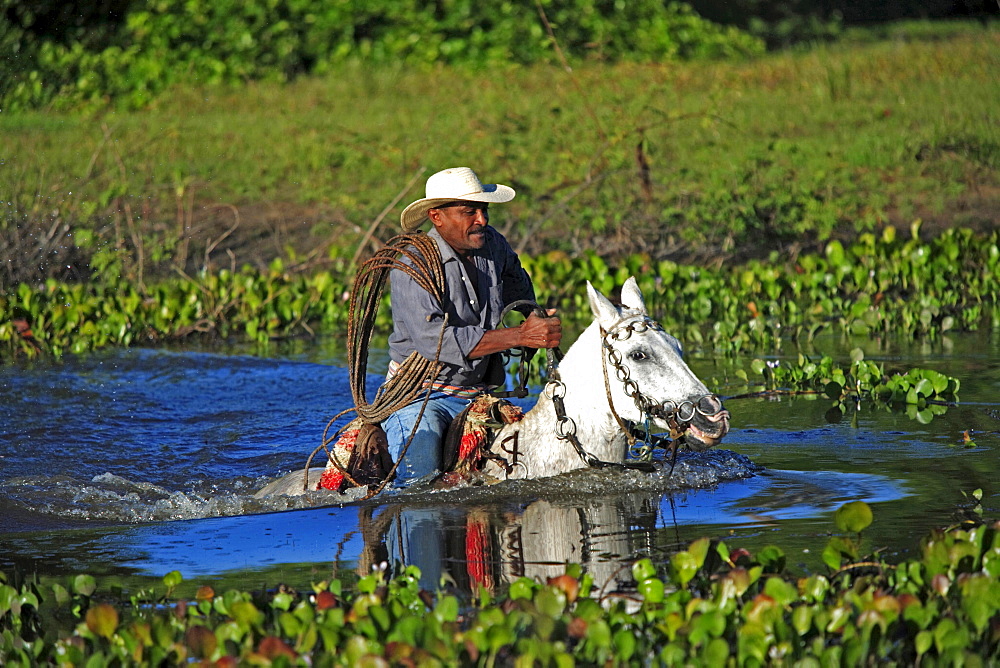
[1,332,997,595]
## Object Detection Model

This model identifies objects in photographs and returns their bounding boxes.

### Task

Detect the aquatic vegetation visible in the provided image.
[522,226,1000,354]
[2,503,997,665]
[0,263,357,357]
[721,348,962,423]
[1,226,998,375]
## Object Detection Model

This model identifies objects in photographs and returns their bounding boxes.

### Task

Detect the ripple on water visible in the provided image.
[0,448,762,526]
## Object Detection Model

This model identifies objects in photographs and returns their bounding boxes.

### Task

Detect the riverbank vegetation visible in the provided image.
[2,503,997,665]
[2,224,995,386]
[2,19,997,290]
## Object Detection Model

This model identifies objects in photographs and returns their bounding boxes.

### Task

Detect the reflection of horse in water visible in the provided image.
[355,496,660,595]
[257,277,729,496]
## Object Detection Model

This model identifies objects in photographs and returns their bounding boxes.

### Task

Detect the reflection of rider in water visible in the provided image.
[363,498,652,596]
[360,505,484,592]
[381,167,562,481]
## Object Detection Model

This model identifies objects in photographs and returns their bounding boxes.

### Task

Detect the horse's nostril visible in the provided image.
[708,409,731,424]
[696,394,723,415]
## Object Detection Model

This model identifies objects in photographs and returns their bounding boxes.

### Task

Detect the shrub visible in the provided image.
[0,0,764,111]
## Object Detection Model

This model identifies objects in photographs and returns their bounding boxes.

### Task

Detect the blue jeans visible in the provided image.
[381,392,470,482]
[385,508,443,589]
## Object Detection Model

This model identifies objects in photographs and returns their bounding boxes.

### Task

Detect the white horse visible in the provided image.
[256,277,729,496]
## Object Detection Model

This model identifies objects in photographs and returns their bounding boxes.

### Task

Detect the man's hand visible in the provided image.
[518,309,562,349]
[468,309,562,358]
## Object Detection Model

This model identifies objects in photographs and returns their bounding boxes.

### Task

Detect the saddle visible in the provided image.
[318,395,524,492]
[442,395,525,474]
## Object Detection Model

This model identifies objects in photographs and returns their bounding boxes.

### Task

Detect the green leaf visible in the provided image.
[825,240,846,266]
[271,592,293,611]
[792,604,813,634]
[922,369,950,394]
[587,619,612,649]
[670,551,699,587]
[74,574,97,597]
[535,588,566,618]
[434,595,460,622]
[913,377,934,398]
[51,583,71,606]
[631,559,656,582]
[915,630,933,656]
[758,545,786,573]
[229,600,263,628]
[834,501,873,533]
[0,584,18,616]
[613,628,636,660]
[763,577,797,606]
[823,536,857,570]
[162,571,183,589]
[509,577,535,600]
[687,537,711,569]
[638,578,664,604]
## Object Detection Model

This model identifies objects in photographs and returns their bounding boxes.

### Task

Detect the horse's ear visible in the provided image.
[587,280,621,328]
[619,277,648,316]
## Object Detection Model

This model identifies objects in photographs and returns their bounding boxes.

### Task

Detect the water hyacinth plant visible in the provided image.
[1,503,997,665]
[3,226,997,368]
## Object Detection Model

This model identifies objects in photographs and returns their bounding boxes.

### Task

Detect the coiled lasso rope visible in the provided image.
[303,233,450,496]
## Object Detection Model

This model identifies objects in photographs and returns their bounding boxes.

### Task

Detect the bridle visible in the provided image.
[599,315,725,456]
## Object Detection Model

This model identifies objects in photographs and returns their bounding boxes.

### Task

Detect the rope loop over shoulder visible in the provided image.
[348,233,448,424]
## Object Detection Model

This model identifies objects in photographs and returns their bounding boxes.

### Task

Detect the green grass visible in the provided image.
[1,23,997,283]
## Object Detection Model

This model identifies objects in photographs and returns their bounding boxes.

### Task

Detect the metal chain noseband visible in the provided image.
[602,316,720,429]
[602,318,661,416]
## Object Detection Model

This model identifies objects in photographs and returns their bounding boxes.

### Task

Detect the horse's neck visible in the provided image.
[554,322,625,446]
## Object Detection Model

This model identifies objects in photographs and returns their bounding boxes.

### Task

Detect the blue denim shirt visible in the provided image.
[387,226,536,388]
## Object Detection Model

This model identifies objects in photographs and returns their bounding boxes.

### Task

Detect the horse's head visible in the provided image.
[586,277,730,451]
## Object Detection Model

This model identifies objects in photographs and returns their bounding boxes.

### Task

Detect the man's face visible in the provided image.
[428,202,490,256]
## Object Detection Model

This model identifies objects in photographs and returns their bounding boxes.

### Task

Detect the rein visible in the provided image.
[489,299,554,399]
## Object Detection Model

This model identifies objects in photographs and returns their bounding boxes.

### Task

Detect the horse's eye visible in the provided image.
[628,350,648,361]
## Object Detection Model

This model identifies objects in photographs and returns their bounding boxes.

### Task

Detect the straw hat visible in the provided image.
[400,167,515,232]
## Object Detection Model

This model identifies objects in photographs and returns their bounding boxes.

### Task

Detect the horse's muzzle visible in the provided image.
[678,395,730,452]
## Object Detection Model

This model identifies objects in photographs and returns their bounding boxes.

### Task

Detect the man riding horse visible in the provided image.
[382,167,563,481]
